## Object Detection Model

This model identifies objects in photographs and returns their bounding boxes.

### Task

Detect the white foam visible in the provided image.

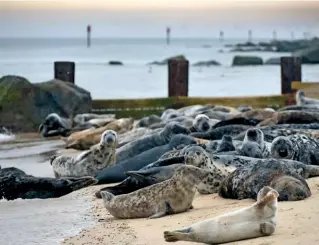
[0,133,15,142]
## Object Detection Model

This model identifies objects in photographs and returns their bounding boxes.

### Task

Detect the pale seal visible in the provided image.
[39,113,72,137]
[0,166,97,200]
[161,109,182,122]
[135,114,162,128]
[116,121,190,162]
[65,118,134,150]
[117,127,156,147]
[190,114,215,132]
[219,160,312,201]
[296,90,319,106]
[164,186,279,244]
[270,134,319,165]
[234,109,275,121]
[100,165,210,219]
[51,130,118,177]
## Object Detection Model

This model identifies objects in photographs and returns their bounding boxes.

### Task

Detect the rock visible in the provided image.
[0,76,92,132]
[294,45,319,64]
[192,60,221,67]
[148,55,187,65]
[232,55,263,66]
[264,57,281,65]
[108,61,123,66]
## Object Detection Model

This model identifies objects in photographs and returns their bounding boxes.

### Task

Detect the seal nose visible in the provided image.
[278,148,288,158]
[202,122,210,131]
[104,135,114,144]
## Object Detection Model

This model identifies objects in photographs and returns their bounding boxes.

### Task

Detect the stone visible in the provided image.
[232,55,263,66]
[108,61,124,66]
[192,60,221,67]
[0,76,92,132]
[264,57,281,65]
[148,55,187,66]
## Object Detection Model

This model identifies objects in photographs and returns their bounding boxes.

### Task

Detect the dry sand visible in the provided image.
[62,177,319,245]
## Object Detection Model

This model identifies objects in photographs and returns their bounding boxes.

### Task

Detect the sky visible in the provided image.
[1,0,319,38]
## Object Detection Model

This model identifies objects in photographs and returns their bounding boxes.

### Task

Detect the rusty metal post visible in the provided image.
[280,56,302,94]
[168,59,189,97]
[54,61,75,84]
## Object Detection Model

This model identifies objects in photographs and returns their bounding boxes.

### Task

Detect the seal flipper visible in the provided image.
[65,176,98,191]
[260,222,276,236]
[149,201,173,219]
[164,227,193,242]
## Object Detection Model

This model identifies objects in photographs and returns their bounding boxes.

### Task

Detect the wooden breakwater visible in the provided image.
[53,56,319,118]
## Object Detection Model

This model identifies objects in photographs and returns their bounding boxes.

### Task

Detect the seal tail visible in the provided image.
[100,191,115,202]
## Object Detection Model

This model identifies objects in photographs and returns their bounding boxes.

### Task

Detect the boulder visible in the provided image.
[108,61,124,66]
[294,45,319,64]
[148,54,187,65]
[192,60,221,67]
[264,57,281,65]
[232,55,263,66]
[0,76,92,132]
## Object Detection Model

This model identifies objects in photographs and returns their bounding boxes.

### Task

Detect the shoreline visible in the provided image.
[62,177,319,245]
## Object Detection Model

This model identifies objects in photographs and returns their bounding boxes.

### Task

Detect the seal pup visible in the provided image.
[205,135,236,153]
[100,165,210,219]
[116,122,190,162]
[0,166,97,200]
[164,186,279,244]
[51,130,118,177]
[270,134,319,165]
[296,90,319,106]
[65,118,134,150]
[190,125,251,140]
[219,160,311,201]
[95,134,196,185]
[39,113,72,137]
[238,128,270,158]
[190,114,215,133]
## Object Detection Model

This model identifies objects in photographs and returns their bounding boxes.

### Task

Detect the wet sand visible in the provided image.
[63,178,319,245]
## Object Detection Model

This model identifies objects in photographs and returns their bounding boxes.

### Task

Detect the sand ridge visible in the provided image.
[62,177,319,245]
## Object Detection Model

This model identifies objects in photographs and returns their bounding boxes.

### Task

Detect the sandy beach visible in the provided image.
[62,177,319,245]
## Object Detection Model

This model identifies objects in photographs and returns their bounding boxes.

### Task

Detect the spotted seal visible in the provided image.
[0,166,97,200]
[164,186,278,244]
[219,160,312,201]
[270,134,319,165]
[296,90,319,106]
[39,113,72,137]
[51,130,118,177]
[116,122,190,162]
[100,165,210,219]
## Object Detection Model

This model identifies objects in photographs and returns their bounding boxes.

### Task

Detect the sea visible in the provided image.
[1,37,319,99]
[1,37,319,245]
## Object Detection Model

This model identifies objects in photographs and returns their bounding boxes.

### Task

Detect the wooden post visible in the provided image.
[54,61,75,84]
[168,59,189,97]
[87,25,91,48]
[280,56,302,94]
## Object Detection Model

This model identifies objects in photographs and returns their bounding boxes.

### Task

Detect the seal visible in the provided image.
[190,125,251,140]
[100,165,210,219]
[161,109,182,122]
[73,113,115,126]
[205,135,236,153]
[270,134,319,165]
[278,104,319,112]
[135,114,162,128]
[39,113,72,137]
[190,114,215,133]
[164,186,279,244]
[51,130,118,177]
[183,146,319,194]
[116,121,190,162]
[95,157,187,197]
[95,134,196,185]
[65,118,134,150]
[117,127,156,147]
[0,166,97,200]
[233,109,275,121]
[296,90,319,106]
[219,159,312,201]
[238,128,270,158]
[258,111,319,127]
[213,117,261,129]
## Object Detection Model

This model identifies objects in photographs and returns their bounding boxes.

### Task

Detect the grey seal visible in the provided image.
[39,113,72,137]
[296,90,319,106]
[51,130,118,177]
[100,165,210,219]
